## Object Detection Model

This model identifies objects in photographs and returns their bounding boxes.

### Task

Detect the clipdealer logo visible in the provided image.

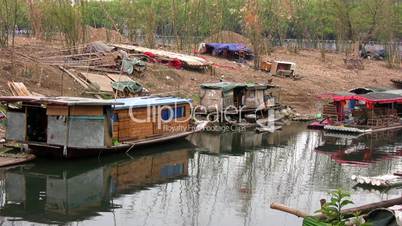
[127,100,275,132]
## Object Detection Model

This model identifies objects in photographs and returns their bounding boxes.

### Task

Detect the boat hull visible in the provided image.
[28,130,195,159]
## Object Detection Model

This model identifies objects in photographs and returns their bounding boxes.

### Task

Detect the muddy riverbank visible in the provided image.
[0,38,400,114]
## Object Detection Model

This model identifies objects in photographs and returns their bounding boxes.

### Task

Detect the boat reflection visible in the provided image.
[315,130,402,166]
[188,123,307,155]
[0,143,193,224]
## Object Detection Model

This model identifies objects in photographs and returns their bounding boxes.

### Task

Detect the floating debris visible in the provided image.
[351,174,402,188]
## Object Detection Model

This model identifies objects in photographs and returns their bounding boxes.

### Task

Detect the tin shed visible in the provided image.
[200,82,279,112]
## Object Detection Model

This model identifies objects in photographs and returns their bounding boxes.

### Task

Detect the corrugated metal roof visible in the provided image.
[0,96,123,106]
[43,97,124,106]
[0,96,42,102]
[113,96,192,110]
[383,89,402,96]
[360,92,402,101]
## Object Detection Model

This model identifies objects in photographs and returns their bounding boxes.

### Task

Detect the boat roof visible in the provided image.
[322,90,402,104]
[274,61,296,65]
[0,96,123,106]
[383,89,402,96]
[113,96,192,110]
[200,82,272,92]
[348,87,388,94]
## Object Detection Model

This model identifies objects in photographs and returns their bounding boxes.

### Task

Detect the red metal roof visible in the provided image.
[321,92,402,104]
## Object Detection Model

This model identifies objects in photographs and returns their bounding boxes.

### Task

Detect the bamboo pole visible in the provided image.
[58,66,89,89]
[271,196,402,219]
[270,202,308,218]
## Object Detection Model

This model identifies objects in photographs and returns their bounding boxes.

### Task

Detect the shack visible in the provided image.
[199,82,279,113]
[0,96,194,158]
[270,61,296,76]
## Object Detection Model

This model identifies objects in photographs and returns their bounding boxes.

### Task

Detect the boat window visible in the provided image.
[161,109,170,120]
[161,106,186,120]
[112,113,119,122]
[175,106,185,118]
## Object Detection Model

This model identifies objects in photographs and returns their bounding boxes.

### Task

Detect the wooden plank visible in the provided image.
[80,72,114,92]
[7,81,32,96]
[47,105,68,116]
[69,106,103,116]
[118,122,155,141]
[106,73,133,82]
[59,66,90,89]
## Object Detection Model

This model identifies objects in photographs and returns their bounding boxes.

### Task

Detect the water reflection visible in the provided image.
[189,123,308,155]
[316,130,402,166]
[0,144,193,224]
[0,124,401,226]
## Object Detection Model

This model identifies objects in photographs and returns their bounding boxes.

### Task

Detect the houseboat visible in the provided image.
[197,82,279,121]
[313,89,402,133]
[0,96,198,158]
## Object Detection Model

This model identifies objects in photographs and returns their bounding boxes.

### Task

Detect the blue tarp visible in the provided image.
[205,43,252,55]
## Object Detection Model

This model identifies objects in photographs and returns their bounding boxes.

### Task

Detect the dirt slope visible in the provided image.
[0,38,400,114]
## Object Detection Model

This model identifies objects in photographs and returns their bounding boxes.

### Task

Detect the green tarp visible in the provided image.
[121,57,146,75]
[111,81,143,94]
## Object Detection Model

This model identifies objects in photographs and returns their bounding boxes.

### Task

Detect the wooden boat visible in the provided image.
[0,96,203,158]
[313,90,402,134]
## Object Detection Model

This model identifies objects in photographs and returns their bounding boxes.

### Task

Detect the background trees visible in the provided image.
[0,0,400,50]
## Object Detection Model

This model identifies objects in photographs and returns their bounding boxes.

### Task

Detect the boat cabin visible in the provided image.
[0,96,192,158]
[112,97,192,142]
[199,82,279,113]
[320,90,402,133]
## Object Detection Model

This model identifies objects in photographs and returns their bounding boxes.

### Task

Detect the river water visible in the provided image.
[0,123,402,226]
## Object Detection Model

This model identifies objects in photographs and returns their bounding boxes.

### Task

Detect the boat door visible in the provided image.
[26,106,47,142]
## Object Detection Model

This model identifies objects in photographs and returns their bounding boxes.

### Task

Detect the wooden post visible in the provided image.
[63,107,71,158]
[270,202,308,218]
[61,70,64,96]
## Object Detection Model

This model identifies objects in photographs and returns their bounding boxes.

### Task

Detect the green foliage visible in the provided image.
[112,138,120,146]
[0,0,401,48]
[351,211,372,226]
[315,189,354,225]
